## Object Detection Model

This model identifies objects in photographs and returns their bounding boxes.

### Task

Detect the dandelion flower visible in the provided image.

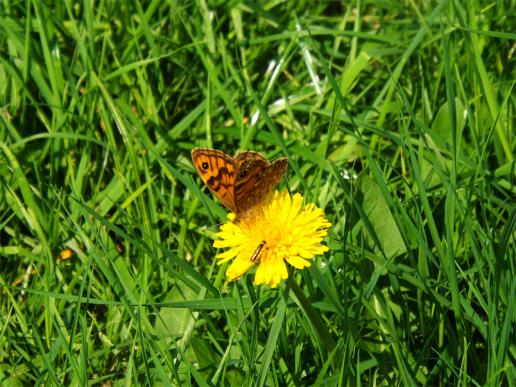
[213,190,331,287]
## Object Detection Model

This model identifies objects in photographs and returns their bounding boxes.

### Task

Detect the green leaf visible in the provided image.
[155,284,196,337]
[432,98,466,143]
[357,174,407,258]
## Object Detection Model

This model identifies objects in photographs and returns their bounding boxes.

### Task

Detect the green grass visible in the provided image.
[0,0,514,385]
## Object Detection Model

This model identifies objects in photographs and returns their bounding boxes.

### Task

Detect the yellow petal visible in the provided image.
[285,255,311,269]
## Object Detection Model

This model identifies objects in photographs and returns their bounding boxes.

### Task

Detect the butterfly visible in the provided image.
[191,148,288,222]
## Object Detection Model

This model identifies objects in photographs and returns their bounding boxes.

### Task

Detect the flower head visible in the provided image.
[213,191,331,287]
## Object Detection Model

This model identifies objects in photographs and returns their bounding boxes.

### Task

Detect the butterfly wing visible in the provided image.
[234,151,268,212]
[262,157,289,191]
[251,157,289,201]
[234,151,288,213]
[191,148,237,213]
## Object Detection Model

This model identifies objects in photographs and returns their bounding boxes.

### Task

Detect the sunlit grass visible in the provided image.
[0,1,514,385]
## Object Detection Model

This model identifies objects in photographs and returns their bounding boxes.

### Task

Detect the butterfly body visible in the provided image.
[191,148,288,221]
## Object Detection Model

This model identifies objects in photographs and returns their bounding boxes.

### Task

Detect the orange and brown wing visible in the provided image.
[234,151,288,213]
[234,151,269,212]
[191,148,237,213]
[262,157,289,192]
[251,157,288,200]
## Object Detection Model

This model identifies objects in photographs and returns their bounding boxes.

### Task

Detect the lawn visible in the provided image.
[0,0,514,385]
